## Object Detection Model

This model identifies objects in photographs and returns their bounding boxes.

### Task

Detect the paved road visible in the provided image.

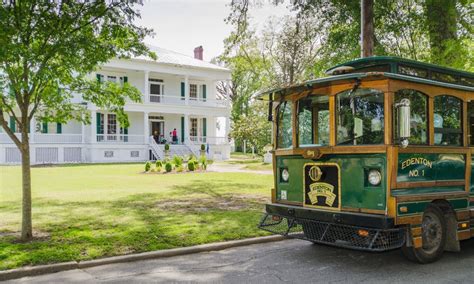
[8,238,474,283]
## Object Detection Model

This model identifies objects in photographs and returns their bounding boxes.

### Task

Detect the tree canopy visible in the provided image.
[221,0,473,152]
[0,0,154,240]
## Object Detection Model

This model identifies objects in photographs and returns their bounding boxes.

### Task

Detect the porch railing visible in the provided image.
[35,134,83,144]
[188,136,228,145]
[149,94,185,104]
[188,97,229,108]
[95,134,144,144]
[0,133,82,144]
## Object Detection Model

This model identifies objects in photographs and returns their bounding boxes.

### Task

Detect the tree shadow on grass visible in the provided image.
[0,178,270,270]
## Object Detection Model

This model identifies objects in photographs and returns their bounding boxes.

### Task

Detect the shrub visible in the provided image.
[201,144,206,151]
[188,154,196,161]
[176,165,184,172]
[145,161,151,172]
[207,159,214,165]
[164,143,170,151]
[187,160,196,171]
[165,162,172,172]
[155,160,162,168]
[199,156,207,170]
[156,166,162,172]
[172,155,183,167]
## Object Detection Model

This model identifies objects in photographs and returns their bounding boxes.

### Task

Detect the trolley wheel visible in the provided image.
[402,205,447,263]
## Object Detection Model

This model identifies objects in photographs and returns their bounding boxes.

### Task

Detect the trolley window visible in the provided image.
[277,101,293,149]
[336,88,384,145]
[298,95,330,146]
[394,89,428,145]
[434,95,462,146]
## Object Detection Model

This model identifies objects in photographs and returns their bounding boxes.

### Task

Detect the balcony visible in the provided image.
[147,94,229,108]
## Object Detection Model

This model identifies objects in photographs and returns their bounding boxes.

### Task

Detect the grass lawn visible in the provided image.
[228,153,273,171]
[0,163,272,270]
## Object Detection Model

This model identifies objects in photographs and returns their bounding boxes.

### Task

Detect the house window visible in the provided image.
[107,76,117,83]
[190,84,197,99]
[98,113,105,134]
[190,118,198,137]
[107,114,117,135]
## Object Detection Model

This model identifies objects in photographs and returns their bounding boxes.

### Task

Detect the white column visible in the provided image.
[90,110,96,143]
[143,111,149,144]
[30,116,36,143]
[184,114,189,144]
[184,75,189,105]
[144,71,149,103]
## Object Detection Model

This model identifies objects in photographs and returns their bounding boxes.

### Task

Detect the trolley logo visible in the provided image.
[307,182,336,206]
[401,157,433,170]
[309,166,322,182]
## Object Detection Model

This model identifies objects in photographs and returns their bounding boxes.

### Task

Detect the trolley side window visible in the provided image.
[277,101,293,149]
[394,89,428,145]
[469,101,474,146]
[298,95,329,146]
[336,88,385,145]
[434,95,462,146]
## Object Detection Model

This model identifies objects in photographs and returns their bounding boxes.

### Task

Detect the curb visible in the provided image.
[0,235,285,281]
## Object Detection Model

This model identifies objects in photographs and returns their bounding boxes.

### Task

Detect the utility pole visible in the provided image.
[361,0,374,57]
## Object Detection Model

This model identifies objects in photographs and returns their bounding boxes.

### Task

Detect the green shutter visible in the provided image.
[56,123,62,134]
[9,116,15,132]
[203,118,207,137]
[181,117,185,143]
[181,82,185,98]
[96,113,102,134]
[202,85,207,100]
[124,76,128,83]
[96,74,102,83]
[42,122,48,133]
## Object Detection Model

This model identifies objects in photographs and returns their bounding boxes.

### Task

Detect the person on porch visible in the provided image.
[172,128,178,144]
[153,131,159,143]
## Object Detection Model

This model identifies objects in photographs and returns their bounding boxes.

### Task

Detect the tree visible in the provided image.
[0,1,154,240]
[231,100,272,154]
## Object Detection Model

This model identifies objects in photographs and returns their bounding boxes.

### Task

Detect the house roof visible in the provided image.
[133,45,230,72]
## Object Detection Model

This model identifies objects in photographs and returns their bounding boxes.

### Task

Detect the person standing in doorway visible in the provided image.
[172,128,178,144]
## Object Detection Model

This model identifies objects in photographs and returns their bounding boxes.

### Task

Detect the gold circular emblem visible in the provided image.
[309,166,322,182]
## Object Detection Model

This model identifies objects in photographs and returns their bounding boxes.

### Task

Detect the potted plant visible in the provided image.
[164,143,170,158]
[200,144,206,157]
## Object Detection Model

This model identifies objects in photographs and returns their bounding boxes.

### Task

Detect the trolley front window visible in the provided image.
[298,95,330,146]
[277,101,293,149]
[336,88,385,145]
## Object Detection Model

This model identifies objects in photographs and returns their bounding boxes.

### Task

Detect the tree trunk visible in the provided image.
[424,0,458,66]
[361,0,374,57]
[20,132,33,240]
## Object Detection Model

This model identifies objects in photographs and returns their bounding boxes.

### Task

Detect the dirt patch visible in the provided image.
[155,194,270,213]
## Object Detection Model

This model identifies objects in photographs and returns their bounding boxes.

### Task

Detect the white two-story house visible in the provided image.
[0,46,231,164]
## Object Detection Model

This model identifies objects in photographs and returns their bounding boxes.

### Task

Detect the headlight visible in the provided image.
[281,168,289,182]
[368,170,381,186]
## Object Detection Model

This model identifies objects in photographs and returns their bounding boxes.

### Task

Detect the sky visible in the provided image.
[137,0,291,61]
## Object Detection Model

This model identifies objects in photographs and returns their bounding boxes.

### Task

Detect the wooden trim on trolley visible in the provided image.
[411,226,422,237]
[395,192,469,203]
[388,79,469,99]
[396,215,423,225]
[394,180,465,190]
[456,210,470,221]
